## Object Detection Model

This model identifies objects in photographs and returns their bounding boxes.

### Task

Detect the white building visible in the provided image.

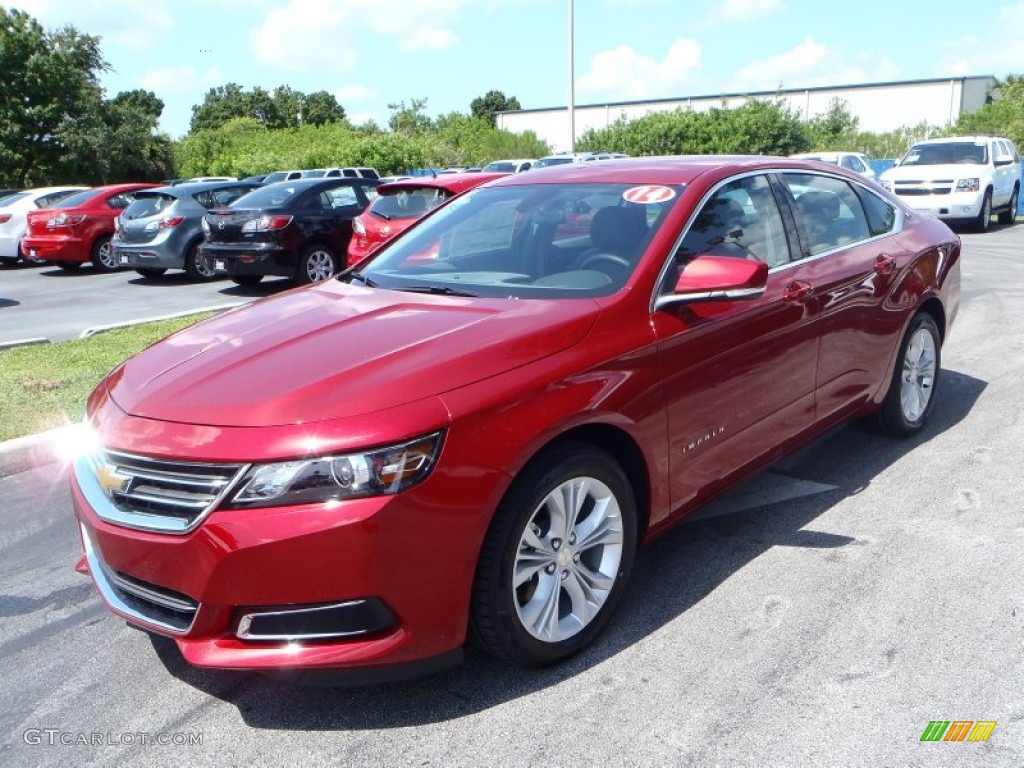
[498,76,997,153]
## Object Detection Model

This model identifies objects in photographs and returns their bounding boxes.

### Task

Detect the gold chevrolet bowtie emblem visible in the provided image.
[95,461,130,497]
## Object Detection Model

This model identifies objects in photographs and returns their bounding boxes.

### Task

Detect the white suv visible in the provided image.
[879,135,1020,232]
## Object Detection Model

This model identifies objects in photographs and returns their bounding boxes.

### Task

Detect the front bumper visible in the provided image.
[895,190,985,221]
[70,440,492,676]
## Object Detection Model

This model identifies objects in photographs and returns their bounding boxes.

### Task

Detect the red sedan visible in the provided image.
[70,157,959,681]
[347,172,507,266]
[23,183,158,272]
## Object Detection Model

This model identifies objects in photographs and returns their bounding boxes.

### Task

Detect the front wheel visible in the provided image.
[471,442,637,667]
[973,189,992,232]
[90,236,118,272]
[184,241,217,281]
[871,312,941,437]
[997,187,1018,225]
[295,244,338,285]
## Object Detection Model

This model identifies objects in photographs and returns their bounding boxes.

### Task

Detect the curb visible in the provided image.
[0,426,68,478]
[78,302,245,339]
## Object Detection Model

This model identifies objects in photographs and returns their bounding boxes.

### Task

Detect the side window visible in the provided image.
[675,174,791,268]
[779,173,872,257]
[343,169,358,178]
[854,186,897,236]
[323,186,359,209]
[841,156,856,170]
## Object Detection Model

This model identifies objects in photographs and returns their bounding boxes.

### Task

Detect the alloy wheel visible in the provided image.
[900,326,937,423]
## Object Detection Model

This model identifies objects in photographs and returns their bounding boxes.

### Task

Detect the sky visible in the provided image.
[11,0,1024,139]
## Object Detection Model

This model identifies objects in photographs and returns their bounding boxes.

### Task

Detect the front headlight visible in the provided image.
[956,178,980,192]
[226,432,444,508]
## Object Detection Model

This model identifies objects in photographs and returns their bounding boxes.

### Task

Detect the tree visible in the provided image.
[190,83,251,133]
[302,91,346,126]
[955,74,1024,149]
[470,90,522,127]
[0,8,107,186]
[805,98,860,149]
[388,98,433,135]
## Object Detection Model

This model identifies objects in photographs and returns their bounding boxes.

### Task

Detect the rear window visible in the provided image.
[0,192,30,207]
[231,184,303,208]
[484,162,516,173]
[54,189,101,208]
[371,188,452,220]
[122,193,176,220]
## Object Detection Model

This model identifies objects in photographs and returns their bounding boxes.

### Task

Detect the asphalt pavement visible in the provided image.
[1,226,1022,766]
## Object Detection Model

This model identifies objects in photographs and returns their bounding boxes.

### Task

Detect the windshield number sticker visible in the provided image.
[623,185,675,204]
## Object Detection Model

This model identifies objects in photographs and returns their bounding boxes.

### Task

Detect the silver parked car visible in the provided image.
[113,181,262,281]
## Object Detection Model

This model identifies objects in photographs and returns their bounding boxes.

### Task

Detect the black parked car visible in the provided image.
[200,178,380,286]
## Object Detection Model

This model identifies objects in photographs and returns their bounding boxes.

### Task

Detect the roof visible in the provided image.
[377,172,509,195]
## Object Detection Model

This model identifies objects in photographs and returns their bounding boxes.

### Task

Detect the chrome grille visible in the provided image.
[76,450,248,534]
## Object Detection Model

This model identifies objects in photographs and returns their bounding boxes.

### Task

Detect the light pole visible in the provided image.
[568,0,575,153]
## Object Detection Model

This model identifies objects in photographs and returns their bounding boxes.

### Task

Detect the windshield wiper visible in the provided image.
[370,211,393,220]
[398,285,479,297]
[345,270,379,287]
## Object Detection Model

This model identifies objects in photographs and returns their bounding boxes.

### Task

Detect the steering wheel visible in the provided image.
[579,252,630,272]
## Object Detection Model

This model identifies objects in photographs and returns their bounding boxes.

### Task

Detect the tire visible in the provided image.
[229,274,263,287]
[90,235,118,272]
[871,312,941,437]
[184,240,217,282]
[973,189,992,232]
[57,262,82,272]
[471,442,637,667]
[135,268,167,279]
[295,244,338,285]
[997,186,1019,225]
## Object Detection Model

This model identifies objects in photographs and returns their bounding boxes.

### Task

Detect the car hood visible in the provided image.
[106,280,600,427]
[881,163,989,181]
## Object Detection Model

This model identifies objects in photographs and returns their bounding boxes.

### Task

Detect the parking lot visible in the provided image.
[1,225,1022,766]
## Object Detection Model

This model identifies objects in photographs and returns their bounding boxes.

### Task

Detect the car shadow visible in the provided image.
[218,278,296,298]
[147,368,987,729]
[0,298,19,308]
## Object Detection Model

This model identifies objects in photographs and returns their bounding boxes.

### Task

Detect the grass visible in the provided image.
[0,313,216,443]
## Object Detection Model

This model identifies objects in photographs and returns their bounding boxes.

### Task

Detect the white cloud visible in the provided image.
[139,66,224,95]
[248,0,471,72]
[702,0,783,26]
[577,38,702,100]
[334,84,375,103]
[933,1,1024,76]
[10,0,174,49]
[730,36,900,91]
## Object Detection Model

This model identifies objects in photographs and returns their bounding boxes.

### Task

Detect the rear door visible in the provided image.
[775,170,906,423]
[317,182,373,250]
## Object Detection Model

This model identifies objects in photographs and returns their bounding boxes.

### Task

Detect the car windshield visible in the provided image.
[53,189,100,208]
[122,193,176,220]
[262,172,291,183]
[483,162,516,172]
[535,157,574,168]
[371,188,452,220]
[231,184,304,208]
[354,182,680,299]
[902,142,989,166]
[302,170,327,178]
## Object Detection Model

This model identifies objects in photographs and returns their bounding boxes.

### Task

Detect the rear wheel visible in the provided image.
[973,189,992,232]
[135,268,166,279]
[184,240,217,281]
[229,274,263,287]
[90,235,118,272]
[296,244,338,285]
[471,442,637,667]
[871,312,941,437]
[997,187,1019,225]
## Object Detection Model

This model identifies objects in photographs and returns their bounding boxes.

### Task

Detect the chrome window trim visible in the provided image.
[80,523,197,635]
[649,168,905,312]
[74,450,251,535]
[236,600,378,641]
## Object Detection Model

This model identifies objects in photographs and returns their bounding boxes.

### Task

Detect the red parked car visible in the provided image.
[23,183,159,272]
[70,157,960,681]
[347,172,507,265]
